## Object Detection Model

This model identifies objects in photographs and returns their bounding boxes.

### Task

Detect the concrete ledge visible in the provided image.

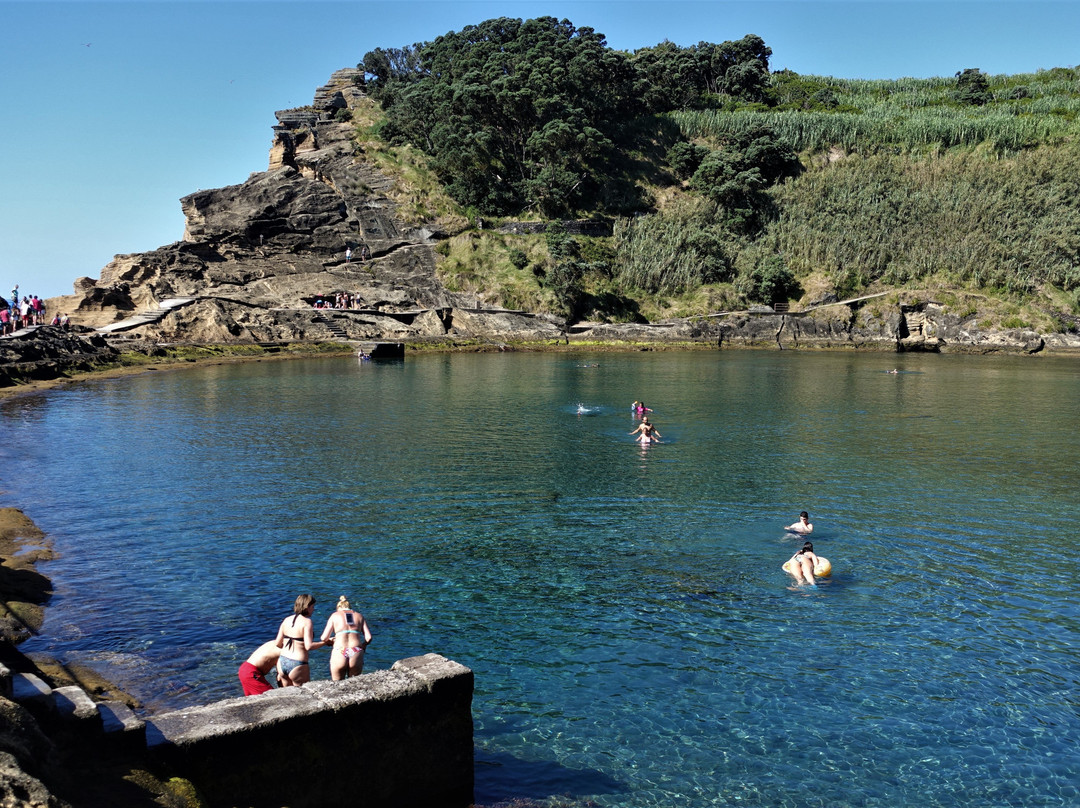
[147,654,473,808]
[11,673,53,721]
[98,700,147,757]
[52,685,104,749]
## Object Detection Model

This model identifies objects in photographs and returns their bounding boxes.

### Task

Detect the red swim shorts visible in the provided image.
[238,661,274,696]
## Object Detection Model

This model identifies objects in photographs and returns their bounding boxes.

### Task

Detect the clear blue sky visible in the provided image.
[4,1,1078,300]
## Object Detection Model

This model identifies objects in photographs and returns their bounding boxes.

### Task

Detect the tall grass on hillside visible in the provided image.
[677,68,1080,151]
[613,198,736,294]
[673,107,1079,152]
[764,143,1080,297]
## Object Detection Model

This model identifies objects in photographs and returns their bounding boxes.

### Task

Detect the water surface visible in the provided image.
[2,351,1078,807]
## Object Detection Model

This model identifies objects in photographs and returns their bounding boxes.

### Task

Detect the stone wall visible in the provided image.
[145,653,474,808]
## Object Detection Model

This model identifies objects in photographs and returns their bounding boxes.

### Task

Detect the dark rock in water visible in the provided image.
[0,327,119,388]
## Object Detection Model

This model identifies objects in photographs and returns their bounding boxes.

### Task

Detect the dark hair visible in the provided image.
[800,511,809,519]
[802,541,814,553]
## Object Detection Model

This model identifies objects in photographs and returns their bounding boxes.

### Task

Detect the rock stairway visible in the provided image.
[313,310,351,341]
[5,663,146,758]
[96,297,197,334]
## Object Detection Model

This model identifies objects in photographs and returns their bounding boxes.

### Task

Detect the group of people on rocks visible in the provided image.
[1,285,54,335]
[238,594,373,697]
[313,293,366,310]
[344,245,370,263]
[1,285,72,335]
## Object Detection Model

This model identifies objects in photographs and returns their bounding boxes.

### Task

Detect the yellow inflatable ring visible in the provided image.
[783,556,832,578]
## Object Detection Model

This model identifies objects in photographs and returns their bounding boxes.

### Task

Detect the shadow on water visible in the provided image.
[474,747,624,807]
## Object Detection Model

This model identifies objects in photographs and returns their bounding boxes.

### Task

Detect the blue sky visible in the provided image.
[3,1,1078,301]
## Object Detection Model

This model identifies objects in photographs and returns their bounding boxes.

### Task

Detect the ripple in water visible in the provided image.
[3,351,1079,807]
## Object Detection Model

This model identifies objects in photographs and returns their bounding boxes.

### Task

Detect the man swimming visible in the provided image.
[786,511,813,534]
[629,417,661,443]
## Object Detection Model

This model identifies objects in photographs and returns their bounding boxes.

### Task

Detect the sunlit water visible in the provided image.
[2,351,1079,807]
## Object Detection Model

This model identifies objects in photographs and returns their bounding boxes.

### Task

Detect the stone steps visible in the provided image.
[6,665,146,757]
[96,297,197,334]
[312,310,351,341]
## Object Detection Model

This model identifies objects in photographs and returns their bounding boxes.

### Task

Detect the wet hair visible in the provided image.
[801,541,814,554]
[800,511,809,519]
[336,595,351,610]
[293,593,315,615]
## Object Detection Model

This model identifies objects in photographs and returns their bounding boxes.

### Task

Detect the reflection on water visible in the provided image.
[2,351,1079,807]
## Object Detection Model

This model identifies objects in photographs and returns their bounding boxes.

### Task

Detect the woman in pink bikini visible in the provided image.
[320,595,373,680]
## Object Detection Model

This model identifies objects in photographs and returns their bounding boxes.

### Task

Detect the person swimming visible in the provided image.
[786,511,813,534]
[629,416,661,443]
[785,541,821,586]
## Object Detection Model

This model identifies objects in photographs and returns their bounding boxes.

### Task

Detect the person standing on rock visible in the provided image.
[320,595,373,680]
[345,247,352,263]
[275,593,331,687]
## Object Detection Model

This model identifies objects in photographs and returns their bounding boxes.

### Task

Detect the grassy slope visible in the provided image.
[349,67,1080,331]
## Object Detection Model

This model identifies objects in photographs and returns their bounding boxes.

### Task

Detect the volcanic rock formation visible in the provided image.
[60,68,563,345]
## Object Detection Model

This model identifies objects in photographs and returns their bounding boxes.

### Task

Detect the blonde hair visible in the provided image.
[336,595,351,610]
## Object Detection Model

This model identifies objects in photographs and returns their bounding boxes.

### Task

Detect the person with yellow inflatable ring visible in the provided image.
[783,541,831,586]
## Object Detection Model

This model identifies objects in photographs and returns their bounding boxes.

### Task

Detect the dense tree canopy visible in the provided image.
[365,17,637,216]
[629,36,773,112]
[363,20,778,217]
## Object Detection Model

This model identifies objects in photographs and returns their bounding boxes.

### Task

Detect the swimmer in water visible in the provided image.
[629,416,661,443]
[786,511,813,534]
[785,541,821,586]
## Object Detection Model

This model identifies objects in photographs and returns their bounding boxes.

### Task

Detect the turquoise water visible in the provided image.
[3,351,1079,807]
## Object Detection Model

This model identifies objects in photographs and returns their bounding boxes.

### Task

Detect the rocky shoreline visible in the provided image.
[0,508,195,807]
[3,303,1078,397]
[19,66,1076,370]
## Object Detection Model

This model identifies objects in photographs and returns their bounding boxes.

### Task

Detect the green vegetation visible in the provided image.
[354,17,1080,329]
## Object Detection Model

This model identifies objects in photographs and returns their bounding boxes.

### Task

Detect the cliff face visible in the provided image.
[61,68,563,345]
[44,68,1080,354]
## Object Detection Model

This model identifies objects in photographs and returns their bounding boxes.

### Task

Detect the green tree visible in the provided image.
[544,222,586,320]
[955,68,991,106]
[667,141,710,180]
[374,17,639,217]
[735,254,797,304]
[629,35,773,113]
[687,126,799,232]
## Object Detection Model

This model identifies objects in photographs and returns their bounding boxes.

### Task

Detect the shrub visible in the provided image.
[508,248,529,270]
[734,254,797,304]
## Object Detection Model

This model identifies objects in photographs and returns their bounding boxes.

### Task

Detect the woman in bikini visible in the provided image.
[786,541,821,586]
[275,593,330,686]
[320,595,373,680]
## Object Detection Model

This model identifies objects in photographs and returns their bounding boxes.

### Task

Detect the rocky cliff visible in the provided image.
[55,68,564,346]
[40,68,1080,356]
